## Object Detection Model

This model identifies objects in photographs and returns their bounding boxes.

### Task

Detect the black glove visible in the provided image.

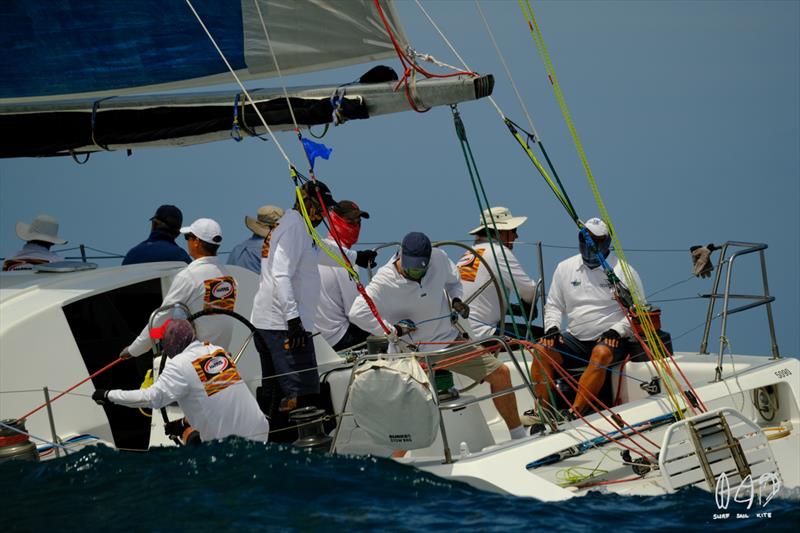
[599,329,621,347]
[690,244,715,278]
[355,249,378,269]
[451,297,470,319]
[92,389,109,406]
[511,300,537,320]
[164,418,188,438]
[545,326,560,337]
[394,319,417,337]
[286,317,308,350]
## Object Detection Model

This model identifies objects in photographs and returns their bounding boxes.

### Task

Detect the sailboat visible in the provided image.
[1,0,797,503]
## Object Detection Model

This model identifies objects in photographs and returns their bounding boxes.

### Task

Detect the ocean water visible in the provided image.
[3,440,798,532]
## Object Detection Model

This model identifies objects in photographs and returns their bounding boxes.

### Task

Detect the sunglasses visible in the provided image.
[405,267,427,280]
[184,233,196,242]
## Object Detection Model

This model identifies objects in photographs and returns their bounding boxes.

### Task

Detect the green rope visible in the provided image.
[451,105,558,415]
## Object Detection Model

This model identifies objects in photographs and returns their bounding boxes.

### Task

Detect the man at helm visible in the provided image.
[532,217,645,420]
[349,231,527,440]
[251,181,377,417]
[315,200,373,351]
[227,204,284,274]
[121,218,239,358]
[457,206,539,338]
[93,319,269,443]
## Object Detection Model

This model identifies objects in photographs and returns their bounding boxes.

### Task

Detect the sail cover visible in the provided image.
[0,0,408,104]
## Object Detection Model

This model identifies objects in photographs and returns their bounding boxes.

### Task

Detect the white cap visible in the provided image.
[180,218,222,245]
[584,217,609,237]
[468,206,528,235]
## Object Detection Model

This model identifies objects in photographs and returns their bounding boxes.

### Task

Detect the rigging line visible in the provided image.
[474,0,539,139]
[253,0,299,131]
[650,296,704,304]
[646,275,696,299]
[0,420,69,451]
[412,0,578,225]
[184,0,292,167]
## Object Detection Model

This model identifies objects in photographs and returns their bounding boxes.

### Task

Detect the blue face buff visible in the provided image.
[579,231,611,269]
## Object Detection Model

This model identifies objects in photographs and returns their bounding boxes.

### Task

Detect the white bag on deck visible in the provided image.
[350,357,440,450]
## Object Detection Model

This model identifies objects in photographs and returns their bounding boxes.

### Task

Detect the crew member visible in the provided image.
[349,232,527,440]
[121,218,239,358]
[93,319,269,443]
[3,214,67,271]
[251,181,376,415]
[532,217,645,418]
[458,206,538,338]
[122,205,191,265]
[227,205,284,274]
[315,200,372,351]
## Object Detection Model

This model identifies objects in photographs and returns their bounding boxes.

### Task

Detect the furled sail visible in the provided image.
[0,0,493,158]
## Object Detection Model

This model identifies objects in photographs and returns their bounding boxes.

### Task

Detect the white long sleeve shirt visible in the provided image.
[544,254,645,340]
[315,255,360,346]
[108,341,269,442]
[251,209,356,331]
[458,241,537,337]
[349,248,463,345]
[128,256,238,357]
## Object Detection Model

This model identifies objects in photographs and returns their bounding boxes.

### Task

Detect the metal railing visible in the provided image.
[697,241,780,381]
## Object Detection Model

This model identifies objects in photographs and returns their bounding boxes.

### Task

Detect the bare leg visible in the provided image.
[529,345,563,408]
[485,365,521,429]
[572,344,613,415]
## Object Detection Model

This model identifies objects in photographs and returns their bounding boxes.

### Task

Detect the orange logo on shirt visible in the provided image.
[191,349,241,396]
[204,276,237,311]
[457,248,486,283]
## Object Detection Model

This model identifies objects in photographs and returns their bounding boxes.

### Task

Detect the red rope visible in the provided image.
[18,357,124,422]
[618,300,706,414]
[372,0,476,114]
[520,342,660,460]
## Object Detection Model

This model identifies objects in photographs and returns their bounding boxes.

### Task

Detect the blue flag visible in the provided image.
[301,138,332,170]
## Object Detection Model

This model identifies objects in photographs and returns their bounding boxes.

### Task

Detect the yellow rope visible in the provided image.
[519,0,687,417]
[293,178,359,280]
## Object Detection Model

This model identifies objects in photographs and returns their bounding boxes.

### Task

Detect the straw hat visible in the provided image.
[245,205,284,237]
[468,206,527,235]
[15,214,67,245]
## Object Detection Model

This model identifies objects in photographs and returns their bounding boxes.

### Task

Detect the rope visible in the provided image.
[17,357,123,421]
[0,420,69,451]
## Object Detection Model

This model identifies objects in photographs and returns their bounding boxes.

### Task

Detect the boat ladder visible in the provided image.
[659,407,781,492]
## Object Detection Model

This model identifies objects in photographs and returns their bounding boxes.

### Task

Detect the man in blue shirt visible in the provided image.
[227,205,284,274]
[122,205,191,265]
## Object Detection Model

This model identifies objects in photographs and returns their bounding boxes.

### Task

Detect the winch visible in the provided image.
[289,407,332,450]
[0,419,39,463]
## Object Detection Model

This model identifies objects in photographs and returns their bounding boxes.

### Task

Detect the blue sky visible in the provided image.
[1,0,798,358]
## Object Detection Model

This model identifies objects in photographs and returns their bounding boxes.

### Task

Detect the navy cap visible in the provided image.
[302,180,336,208]
[151,205,183,230]
[401,232,432,270]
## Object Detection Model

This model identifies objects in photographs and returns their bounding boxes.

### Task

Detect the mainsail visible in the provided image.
[0,0,493,158]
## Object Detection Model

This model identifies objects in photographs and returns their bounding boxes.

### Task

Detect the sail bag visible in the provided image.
[349,357,440,450]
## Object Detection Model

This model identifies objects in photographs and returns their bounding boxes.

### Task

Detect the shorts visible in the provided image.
[555,332,627,371]
[426,344,502,383]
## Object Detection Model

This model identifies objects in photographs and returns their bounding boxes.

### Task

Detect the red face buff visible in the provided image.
[328,210,360,249]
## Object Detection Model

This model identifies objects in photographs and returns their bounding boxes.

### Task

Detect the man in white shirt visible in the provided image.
[121,218,239,358]
[315,200,372,351]
[533,217,645,418]
[350,232,526,440]
[458,206,538,338]
[251,181,376,418]
[94,319,269,443]
[2,214,67,271]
